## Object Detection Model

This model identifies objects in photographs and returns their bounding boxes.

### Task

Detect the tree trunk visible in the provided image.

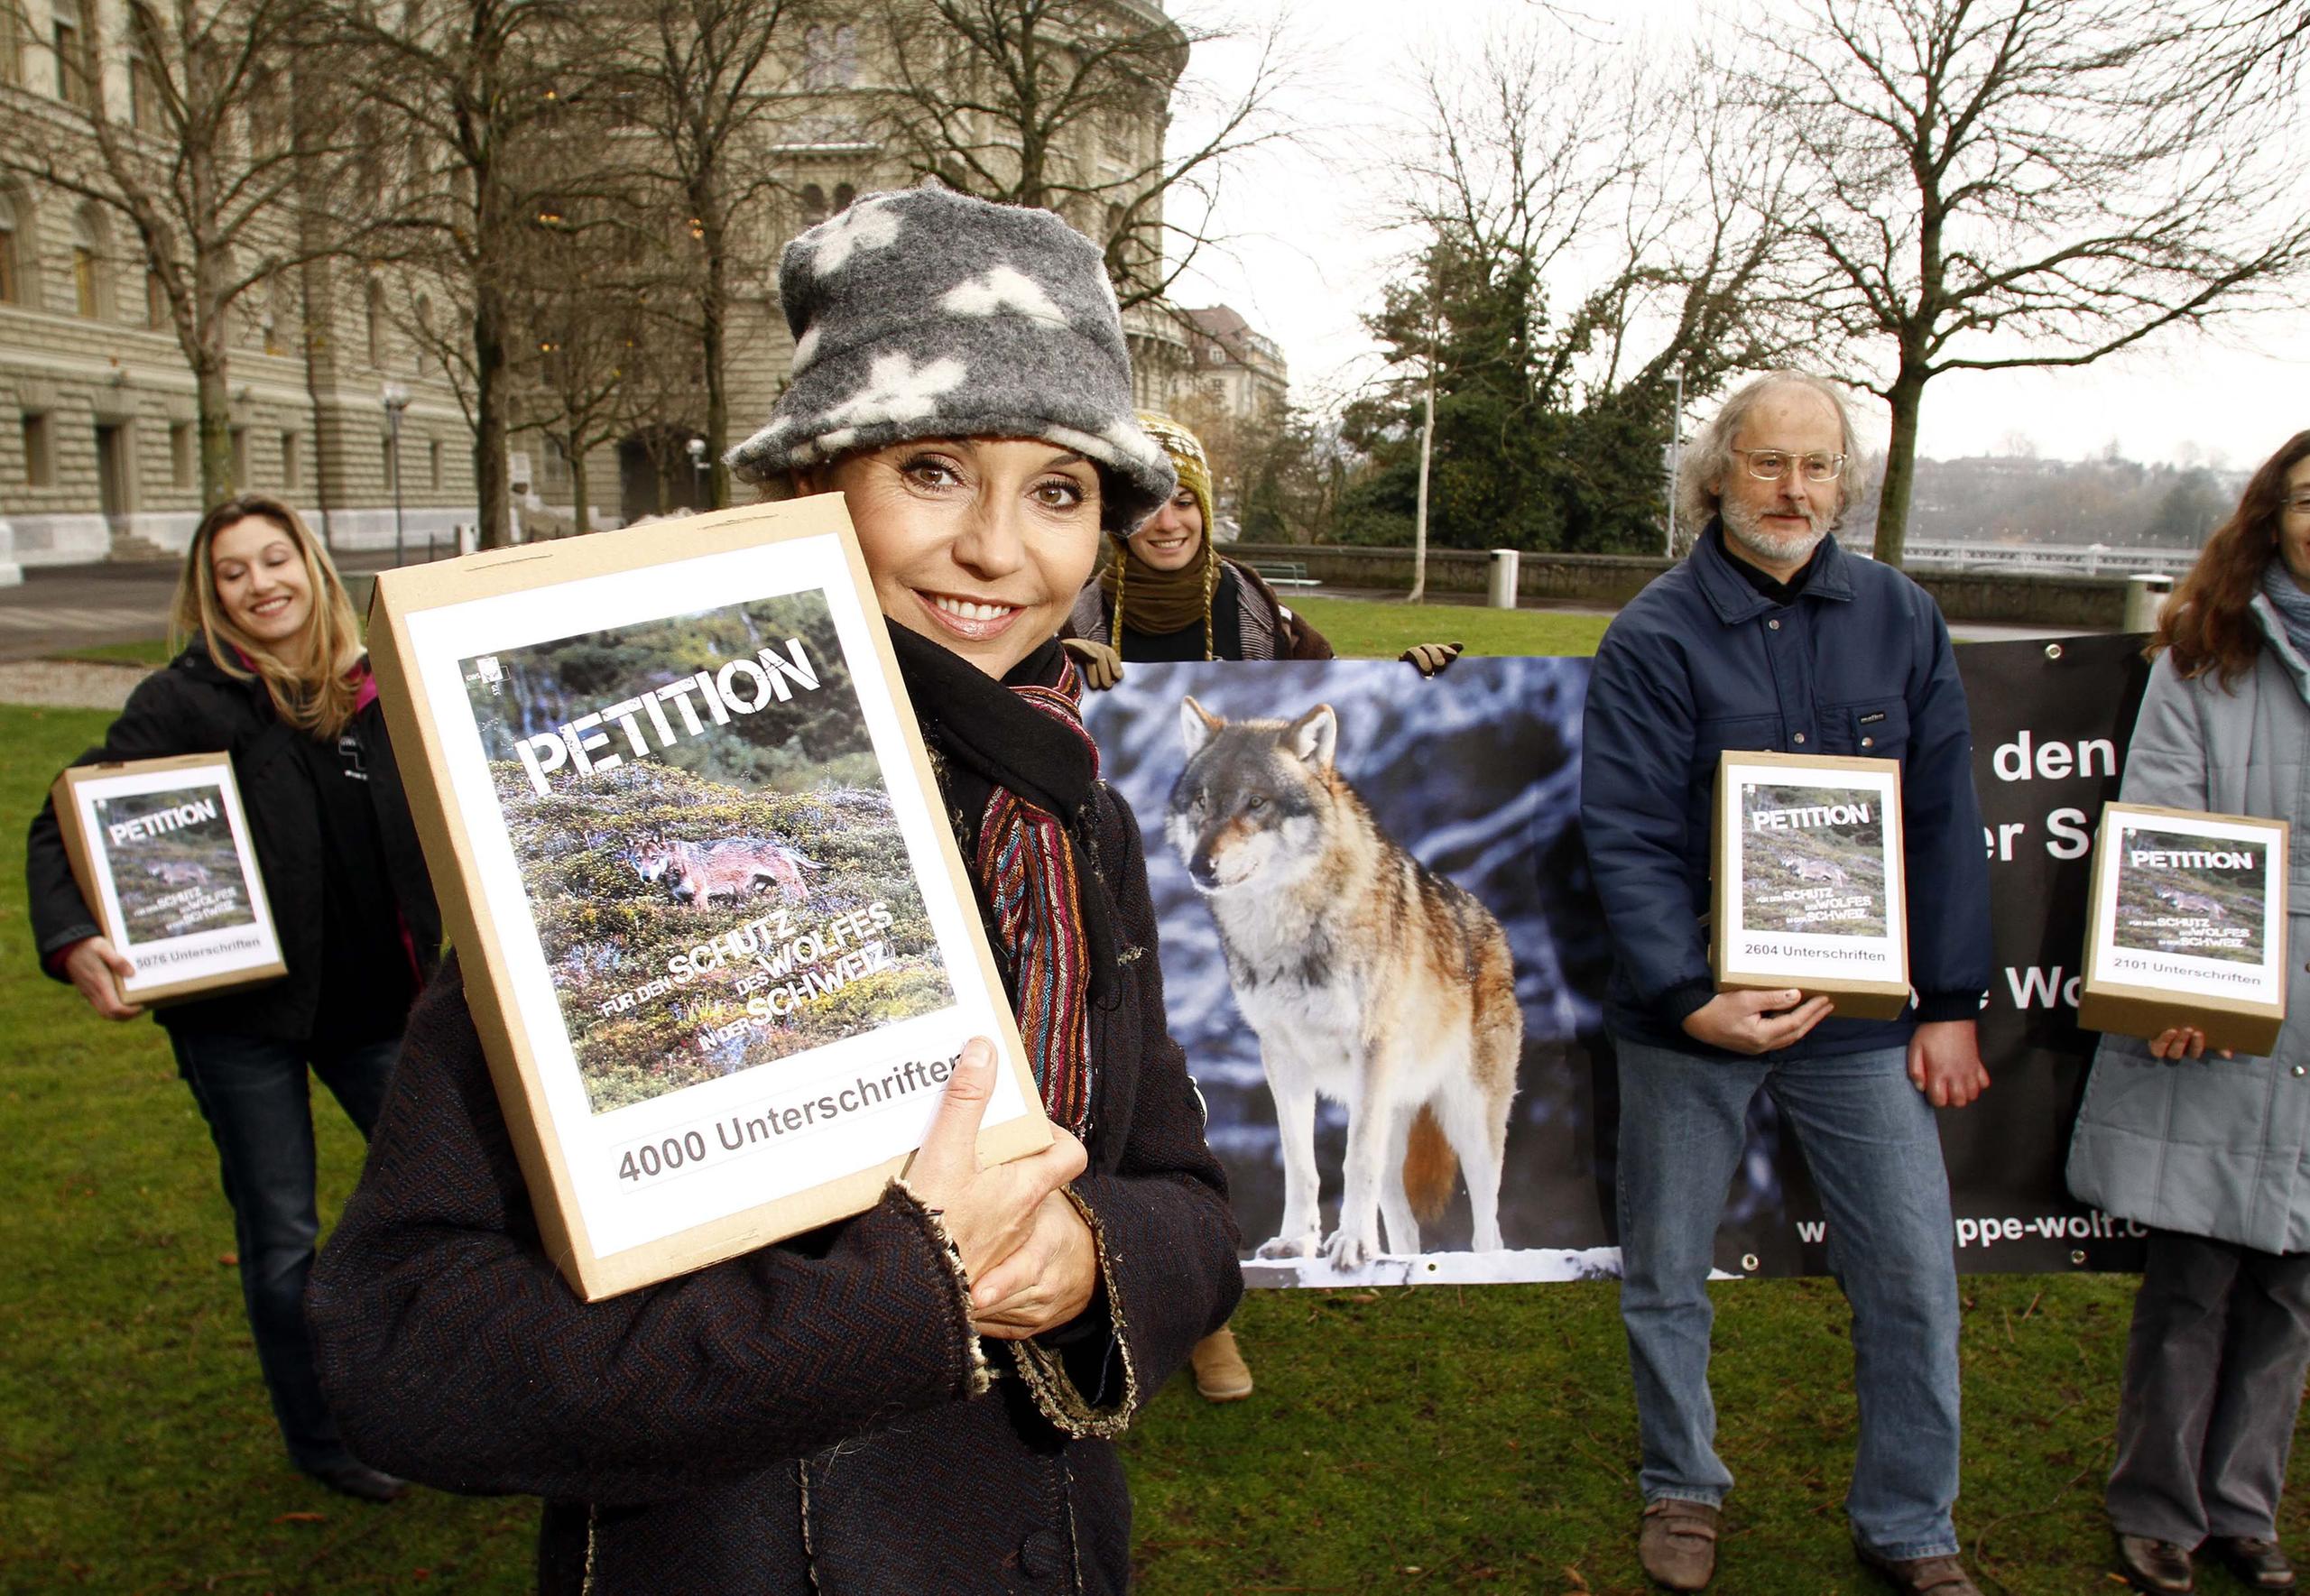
[196,350,235,508]
[570,447,590,540]
[473,285,513,547]
[702,205,730,510]
[1872,363,1928,568]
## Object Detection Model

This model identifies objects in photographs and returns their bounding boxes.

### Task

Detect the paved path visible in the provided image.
[0,550,406,660]
[0,659,147,709]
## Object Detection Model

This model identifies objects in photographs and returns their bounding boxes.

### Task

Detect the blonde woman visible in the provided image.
[26,494,440,1502]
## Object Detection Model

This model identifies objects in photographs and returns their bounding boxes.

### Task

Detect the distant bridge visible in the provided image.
[1900,540,2196,577]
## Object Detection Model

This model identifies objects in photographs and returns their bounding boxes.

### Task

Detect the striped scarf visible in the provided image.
[886,626,1114,1138]
[975,664,1099,1134]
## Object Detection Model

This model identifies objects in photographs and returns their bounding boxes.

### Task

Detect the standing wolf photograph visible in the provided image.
[1086,657,1618,1285]
[461,592,954,1112]
[1169,695,1521,1269]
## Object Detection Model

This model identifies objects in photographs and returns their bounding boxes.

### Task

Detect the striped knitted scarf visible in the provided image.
[886,625,1115,1137]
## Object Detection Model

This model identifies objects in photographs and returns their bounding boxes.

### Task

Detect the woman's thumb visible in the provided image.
[914,1038,997,1178]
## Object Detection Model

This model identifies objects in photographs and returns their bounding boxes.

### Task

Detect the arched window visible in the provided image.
[146,270,166,329]
[834,182,855,213]
[412,291,430,374]
[70,205,108,319]
[0,191,18,305]
[365,275,385,367]
[800,184,827,226]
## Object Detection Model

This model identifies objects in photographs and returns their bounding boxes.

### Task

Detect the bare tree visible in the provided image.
[1344,30,1811,556]
[328,0,626,548]
[1746,0,2310,567]
[871,0,1295,309]
[0,0,350,504]
[611,0,799,510]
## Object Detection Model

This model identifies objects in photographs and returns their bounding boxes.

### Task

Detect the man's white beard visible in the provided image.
[1723,496,1832,567]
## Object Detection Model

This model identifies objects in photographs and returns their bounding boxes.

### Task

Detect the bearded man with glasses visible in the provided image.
[1579,371,1993,1594]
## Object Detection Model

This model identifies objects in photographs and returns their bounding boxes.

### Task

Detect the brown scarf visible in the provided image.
[1096,540,1219,655]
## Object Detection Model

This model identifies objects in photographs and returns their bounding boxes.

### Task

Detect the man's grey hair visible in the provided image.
[1677,370,1863,533]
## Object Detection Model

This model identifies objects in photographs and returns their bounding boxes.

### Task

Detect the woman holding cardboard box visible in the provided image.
[24,494,442,1502]
[2068,430,2310,1596]
[305,186,1243,1594]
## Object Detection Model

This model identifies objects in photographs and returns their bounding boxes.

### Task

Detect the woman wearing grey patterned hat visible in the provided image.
[308,185,1243,1594]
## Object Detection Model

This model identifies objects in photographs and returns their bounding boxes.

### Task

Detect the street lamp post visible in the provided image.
[382,383,410,566]
[1665,363,1684,559]
[685,436,707,509]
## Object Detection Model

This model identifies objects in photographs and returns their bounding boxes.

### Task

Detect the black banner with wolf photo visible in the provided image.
[461,595,953,1114]
[1087,635,2157,1287]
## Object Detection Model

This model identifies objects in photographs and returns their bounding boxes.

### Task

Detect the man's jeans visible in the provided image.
[170,1030,398,1469]
[1614,1036,1964,1560]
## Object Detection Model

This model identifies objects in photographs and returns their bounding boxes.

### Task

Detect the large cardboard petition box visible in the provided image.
[1711,750,1911,1020]
[2079,801,2288,1056]
[51,752,287,1005]
[368,499,1049,1300]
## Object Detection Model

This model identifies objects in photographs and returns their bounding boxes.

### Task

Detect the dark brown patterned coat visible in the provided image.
[305,786,1241,1594]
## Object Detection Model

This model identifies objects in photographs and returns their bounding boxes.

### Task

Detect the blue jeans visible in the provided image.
[169,1030,399,1469]
[1613,1036,1963,1560]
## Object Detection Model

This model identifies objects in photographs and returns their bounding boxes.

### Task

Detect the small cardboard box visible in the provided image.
[2078,802,2288,1056]
[366,499,1051,1300]
[50,752,287,1005]
[1711,750,1911,1020]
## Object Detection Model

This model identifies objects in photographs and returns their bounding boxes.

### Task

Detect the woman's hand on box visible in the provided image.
[909,1037,1088,1293]
[2149,1026,2231,1061]
[61,936,143,1021]
[966,1189,1098,1340]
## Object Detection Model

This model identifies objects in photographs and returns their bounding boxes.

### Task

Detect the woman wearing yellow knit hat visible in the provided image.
[1064,412,1335,671]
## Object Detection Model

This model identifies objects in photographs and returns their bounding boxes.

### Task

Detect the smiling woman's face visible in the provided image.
[208,515,313,651]
[817,437,1105,680]
[1126,485,1204,571]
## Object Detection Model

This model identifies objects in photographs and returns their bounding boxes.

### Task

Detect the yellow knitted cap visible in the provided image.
[1129,411,1215,540]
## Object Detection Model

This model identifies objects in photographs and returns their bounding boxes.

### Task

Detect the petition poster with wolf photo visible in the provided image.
[2112,826,2267,964]
[93,783,258,944]
[461,593,953,1113]
[1086,658,1618,1288]
[1737,781,1888,936]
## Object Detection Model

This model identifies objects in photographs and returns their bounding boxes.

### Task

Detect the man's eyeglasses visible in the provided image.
[1732,447,1847,484]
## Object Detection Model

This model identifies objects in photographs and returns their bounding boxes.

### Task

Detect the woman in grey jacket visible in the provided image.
[2068,430,2310,1596]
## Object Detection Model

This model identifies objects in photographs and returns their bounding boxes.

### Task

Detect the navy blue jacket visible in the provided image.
[1580,524,1991,1058]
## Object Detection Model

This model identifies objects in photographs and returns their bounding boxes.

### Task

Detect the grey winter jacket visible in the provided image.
[2067,595,2310,1254]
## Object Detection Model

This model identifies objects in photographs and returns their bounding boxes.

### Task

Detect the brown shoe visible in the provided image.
[2114,1534,2195,1594]
[1638,1499,1721,1591]
[1854,1545,1980,1594]
[2207,1536,2296,1591]
[1188,1326,1252,1402]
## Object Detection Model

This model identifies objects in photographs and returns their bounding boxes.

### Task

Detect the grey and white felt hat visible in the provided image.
[727,185,1176,531]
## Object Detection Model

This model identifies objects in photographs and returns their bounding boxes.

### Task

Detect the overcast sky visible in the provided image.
[1162,0,2306,470]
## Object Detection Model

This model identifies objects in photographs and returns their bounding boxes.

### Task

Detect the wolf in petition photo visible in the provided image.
[1168,696,1521,1270]
[625,835,819,909]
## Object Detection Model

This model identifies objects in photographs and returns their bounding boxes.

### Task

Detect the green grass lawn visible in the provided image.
[5,623,2305,1594]
[1293,595,1613,660]
[43,638,180,668]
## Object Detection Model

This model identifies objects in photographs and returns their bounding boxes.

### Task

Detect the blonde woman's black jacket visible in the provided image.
[305,782,1243,1595]
[25,642,442,1037]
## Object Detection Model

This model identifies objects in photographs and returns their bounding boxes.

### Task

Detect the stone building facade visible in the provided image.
[0,0,1215,567]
